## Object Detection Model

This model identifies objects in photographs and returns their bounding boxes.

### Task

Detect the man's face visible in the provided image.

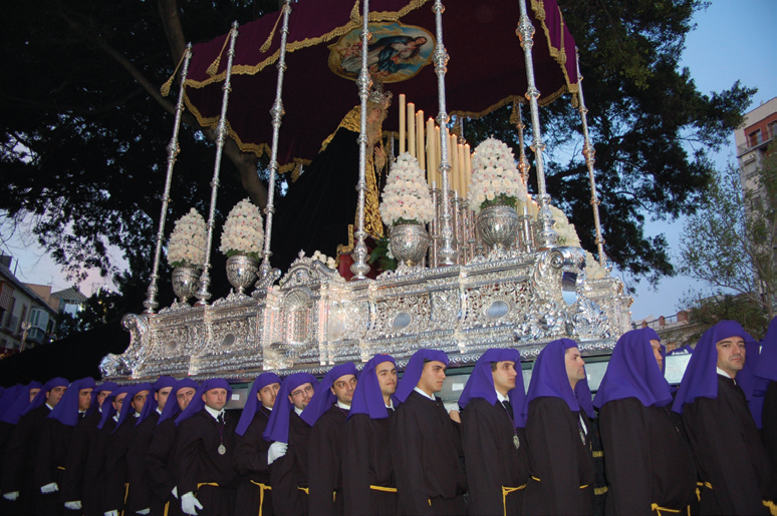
[29,388,41,402]
[97,390,112,408]
[564,347,586,390]
[288,383,314,411]
[375,361,397,398]
[650,339,663,370]
[417,361,446,395]
[492,361,517,396]
[258,383,280,409]
[716,336,746,378]
[112,392,128,413]
[330,374,357,405]
[155,387,173,412]
[176,387,197,411]
[78,388,94,412]
[131,390,150,414]
[202,388,228,411]
[47,386,67,408]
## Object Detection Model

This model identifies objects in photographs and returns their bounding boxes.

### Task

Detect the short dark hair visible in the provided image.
[490,362,498,372]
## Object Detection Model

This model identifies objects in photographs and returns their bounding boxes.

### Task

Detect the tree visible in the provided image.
[680,292,769,342]
[679,144,777,326]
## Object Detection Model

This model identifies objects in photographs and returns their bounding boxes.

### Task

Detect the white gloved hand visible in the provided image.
[3,491,19,501]
[171,486,178,499]
[41,482,59,494]
[104,511,120,516]
[64,500,83,510]
[267,441,288,465]
[136,509,151,515]
[181,492,203,515]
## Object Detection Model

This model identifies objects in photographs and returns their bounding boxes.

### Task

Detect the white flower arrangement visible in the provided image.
[549,205,582,247]
[219,198,265,260]
[467,137,527,213]
[167,208,207,268]
[585,251,608,280]
[380,152,435,227]
[311,250,337,270]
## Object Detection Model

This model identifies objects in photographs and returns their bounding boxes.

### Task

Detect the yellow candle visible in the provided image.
[434,126,441,187]
[416,110,425,172]
[458,144,467,198]
[426,118,435,186]
[407,103,416,157]
[449,134,458,194]
[399,94,406,155]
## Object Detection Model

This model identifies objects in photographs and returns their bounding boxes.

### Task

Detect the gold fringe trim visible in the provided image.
[160,51,187,97]
[529,0,578,96]
[764,500,777,516]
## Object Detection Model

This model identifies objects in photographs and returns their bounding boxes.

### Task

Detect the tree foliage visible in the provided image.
[680,291,769,342]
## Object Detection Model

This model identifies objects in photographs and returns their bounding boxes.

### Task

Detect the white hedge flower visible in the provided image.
[380,152,435,227]
[467,137,527,213]
[219,198,265,260]
[549,205,582,247]
[167,208,207,267]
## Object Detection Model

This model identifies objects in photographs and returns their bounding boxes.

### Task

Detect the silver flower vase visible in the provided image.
[171,265,200,304]
[476,203,520,252]
[390,223,430,267]
[226,254,259,295]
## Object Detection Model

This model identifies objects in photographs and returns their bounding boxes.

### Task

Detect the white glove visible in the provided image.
[137,509,151,515]
[105,511,120,516]
[64,501,83,510]
[267,441,288,465]
[41,482,59,494]
[181,492,203,515]
[3,491,19,501]
[171,486,179,499]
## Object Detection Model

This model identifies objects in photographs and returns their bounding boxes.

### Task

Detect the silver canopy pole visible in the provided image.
[143,44,193,314]
[195,22,239,306]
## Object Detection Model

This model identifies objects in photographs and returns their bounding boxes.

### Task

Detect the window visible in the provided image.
[749,129,763,147]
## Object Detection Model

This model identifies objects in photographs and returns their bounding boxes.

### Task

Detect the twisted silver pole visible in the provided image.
[195,23,239,306]
[432,0,456,265]
[516,0,557,249]
[575,52,607,267]
[259,1,292,280]
[349,0,373,279]
[144,44,193,314]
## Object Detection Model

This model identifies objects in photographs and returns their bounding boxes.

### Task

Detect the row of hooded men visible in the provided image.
[0,319,775,516]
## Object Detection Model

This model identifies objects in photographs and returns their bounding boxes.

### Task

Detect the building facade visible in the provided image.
[736,97,777,195]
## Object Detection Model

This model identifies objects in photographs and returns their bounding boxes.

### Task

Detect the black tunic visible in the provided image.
[763,380,777,475]
[523,397,596,516]
[126,410,160,513]
[82,418,117,516]
[144,417,182,516]
[1,404,51,515]
[461,397,529,516]
[175,409,239,516]
[270,411,312,516]
[681,375,776,515]
[61,409,101,507]
[34,416,76,516]
[342,412,398,516]
[102,415,139,513]
[390,391,467,516]
[234,408,273,516]
[308,404,348,516]
[598,397,696,515]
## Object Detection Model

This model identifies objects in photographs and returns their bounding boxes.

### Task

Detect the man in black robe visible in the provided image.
[593,329,696,515]
[390,349,467,515]
[343,355,399,516]
[305,363,358,516]
[233,372,281,516]
[175,378,239,516]
[522,339,596,516]
[459,349,529,516]
[61,381,116,514]
[144,379,198,516]
[264,372,318,516]
[35,377,95,515]
[1,376,68,516]
[756,317,777,475]
[672,320,777,515]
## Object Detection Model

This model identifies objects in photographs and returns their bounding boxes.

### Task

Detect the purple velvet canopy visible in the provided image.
[263,372,319,443]
[175,378,233,426]
[349,354,398,420]
[183,0,578,171]
[458,348,526,427]
[593,329,672,409]
[395,349,449,403]
[236,372,282,436]
[48,377,96,427]
[301,363,359,427]
[136,376,177,426]
[521,339,594,422]
[157,378,199,425]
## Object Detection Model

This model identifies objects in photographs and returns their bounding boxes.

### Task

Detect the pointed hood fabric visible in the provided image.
[755,316,777,384]
[157,378,199,425]
[0,384,24,420]
[236,372,282,436]
[395,349,450,403]
[87,381,119,416]
[458,348,526,427]
[174,378,232,426]
[113,383,152,432]
[263,373,318,443]
[136,376,177,426]
[672,320,753,414]
[593,329,672,409]
[522,339,594,422]
[97,385,136,430]
[48,377,97,427]
[22,377,69,417]
[0,382,43,424]
[349,355,398,420]
[301,363,358,427]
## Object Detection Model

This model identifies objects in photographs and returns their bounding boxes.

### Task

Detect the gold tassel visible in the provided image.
[207,29,233,76]
[350,0,360,23]
[160,50,187,97]
[259,6,286,54]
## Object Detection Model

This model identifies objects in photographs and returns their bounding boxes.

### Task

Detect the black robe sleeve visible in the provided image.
[233,412,271,478]
[126,412,159,512]
[61,410,100,503]
[342,414,377,516]
[145,418,177,502]
[270,412,311,516]
[34,417,60,490]
[763,380,777,475]
[102,418,135,513]
[2,405,49,495]
[308,405,347,516]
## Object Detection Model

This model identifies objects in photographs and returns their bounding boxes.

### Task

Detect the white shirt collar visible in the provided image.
[413,386,436,401]
[112,413,120,422]
[45,403,54,411]
[203,404,224,420]
[156,408,163,415]
[336,401,351,410]
[385,398,395,410]
[496,390,509,403]
[294,406,303,416]
[262,405,273,411]
[717,367,736,383]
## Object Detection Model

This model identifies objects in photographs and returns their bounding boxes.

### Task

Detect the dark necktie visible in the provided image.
[502,399,514,416]
[217,413,225,426]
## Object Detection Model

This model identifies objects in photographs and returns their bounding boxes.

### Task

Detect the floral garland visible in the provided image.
[311,250,337,270]
[167,208,207,268]
[467,137,527,213]
[219,198,265,261]
[585,251,608,280]
[380,152,435,227]
[549,205,582,247]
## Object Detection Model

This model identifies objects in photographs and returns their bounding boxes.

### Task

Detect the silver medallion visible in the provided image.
[218,444,226,455]
[513,435,520,449]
